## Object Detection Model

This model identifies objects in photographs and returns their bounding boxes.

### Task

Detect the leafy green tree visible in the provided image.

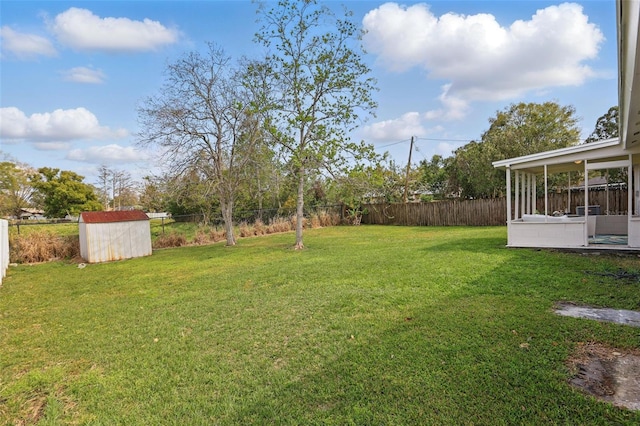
[0,160,34,218]
[234,142,287,217]
[585,106,618,143]
[448,102,580,198]
[327,157,405,215]
[417,155,450,200]
[139,175,169,213]
[163,168,220,222]
[253,0,378,249]
[447,141,500,199]
[30,167,102,218]
[585,106,623,191]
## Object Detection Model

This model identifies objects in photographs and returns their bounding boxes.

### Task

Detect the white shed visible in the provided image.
[79,211,152,263]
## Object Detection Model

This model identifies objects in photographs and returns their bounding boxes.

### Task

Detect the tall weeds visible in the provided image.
[9,231,79,264]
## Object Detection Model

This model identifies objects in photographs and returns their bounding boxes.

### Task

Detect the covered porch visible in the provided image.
[493,138,640,249]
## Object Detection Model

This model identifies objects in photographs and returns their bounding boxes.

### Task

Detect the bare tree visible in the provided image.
[112,170,137,209]
[97,165,111,209]
[137,43,264,246]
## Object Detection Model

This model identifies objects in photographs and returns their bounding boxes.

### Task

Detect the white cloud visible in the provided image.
[62,66,106,84]
[424,84,470,121]
[33,142,71,151]
[436,142,461,157]
[66,144,149,164]
[363,2,604,115]
[360,112,426,143]
[49,7,180,52]
[0,26,57,59]
[0,106,128,143]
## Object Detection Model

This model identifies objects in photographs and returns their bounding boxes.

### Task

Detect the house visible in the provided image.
[79,210,152,263]
[18,208,45,220]
[492,0,640,250]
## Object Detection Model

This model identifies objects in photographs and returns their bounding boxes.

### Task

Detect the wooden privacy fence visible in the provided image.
[1,219,8,285]
[361,188,629,227]
[361,198,507,226]
[536,189,628,215]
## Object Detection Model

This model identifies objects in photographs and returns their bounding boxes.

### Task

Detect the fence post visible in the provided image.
[1,219,8,285]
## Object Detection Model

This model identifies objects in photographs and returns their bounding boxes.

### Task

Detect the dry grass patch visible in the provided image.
[267,217,293,234]
[153,232,187,249]
[9,231,79,264]
[192,229,211,245]
[238,222,254,237]
[209,228,226,242]
[253,218,267,236]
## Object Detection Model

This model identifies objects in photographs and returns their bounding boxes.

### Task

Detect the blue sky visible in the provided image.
[0,1,618,185]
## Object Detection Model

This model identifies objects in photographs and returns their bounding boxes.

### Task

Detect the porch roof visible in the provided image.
[492,138,626,174]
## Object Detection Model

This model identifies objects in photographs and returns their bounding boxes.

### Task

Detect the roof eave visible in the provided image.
[492,138,620,169]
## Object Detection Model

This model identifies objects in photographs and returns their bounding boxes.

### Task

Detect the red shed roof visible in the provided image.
[80,210,149,224]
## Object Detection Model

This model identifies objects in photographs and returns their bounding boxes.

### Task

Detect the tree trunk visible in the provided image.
[220,199,236,246]
[295,168,305,250]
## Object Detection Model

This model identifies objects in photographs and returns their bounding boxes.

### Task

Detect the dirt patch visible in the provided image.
[568,342,640,411]
[585,268,640,284]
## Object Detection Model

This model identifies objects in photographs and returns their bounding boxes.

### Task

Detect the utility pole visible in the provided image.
[403,136,414,203]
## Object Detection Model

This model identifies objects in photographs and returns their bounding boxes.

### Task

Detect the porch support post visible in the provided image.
[506,167,512,224]
[532,174,537,213]
[515,171,520,219]
[635,164,640,215]
[628,154,633,219]
[584,160,589,245]
[521,173,526,215]
[544,164,548,218]
[568,172,571,215]
[526,174,531,214]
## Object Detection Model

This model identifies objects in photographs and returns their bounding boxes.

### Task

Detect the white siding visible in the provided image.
[629,218,640,247]
[79,219,152,263]
[508,221,588,248]
[0,219,8,285]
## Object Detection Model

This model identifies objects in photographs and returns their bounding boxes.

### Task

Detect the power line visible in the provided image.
[377,138,412,149]
[415,137,473,143]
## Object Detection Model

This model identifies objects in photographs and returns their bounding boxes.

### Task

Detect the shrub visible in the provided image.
[310,214,322,229]
[267,217,292,234]
[291,215,308,230]
[209,228,226,242]
[192,229,210,245]
[238,222,254,238]
[153,232,187,249]
[253,218,266,236]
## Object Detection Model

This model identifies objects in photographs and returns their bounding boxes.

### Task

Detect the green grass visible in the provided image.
[8,222,79,237]
[9,219,215,242]
[9,219,199,238]
[1,226,640,424]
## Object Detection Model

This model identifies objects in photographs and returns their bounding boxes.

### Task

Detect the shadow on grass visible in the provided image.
[227,250,640,425]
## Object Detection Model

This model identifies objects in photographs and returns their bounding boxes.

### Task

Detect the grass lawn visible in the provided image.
[1,226,640,424]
